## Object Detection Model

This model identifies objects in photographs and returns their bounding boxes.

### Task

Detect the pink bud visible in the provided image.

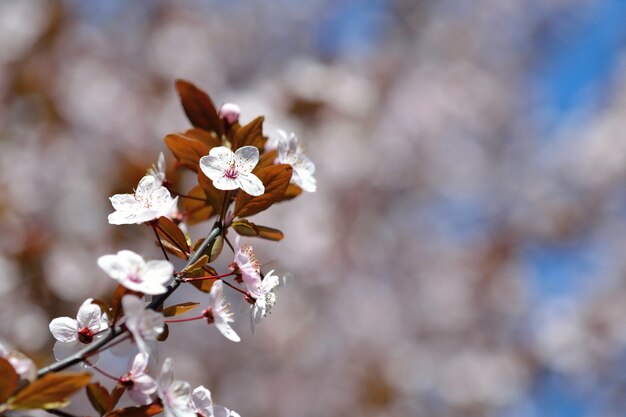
[218,103,241,125]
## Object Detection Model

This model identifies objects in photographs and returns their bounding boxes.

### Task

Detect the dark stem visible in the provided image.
[152,223,171,262]
[36,221,222,378]
[47,409,78,417]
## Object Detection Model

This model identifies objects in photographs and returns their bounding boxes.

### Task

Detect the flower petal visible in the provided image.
[130,352,149,374]
[237,172,265,196]
[191,386,213,414]
[135,176,156,200]
[144,260,174,285]
[49,317,78,342]
[77,299,106,332]
[110,194,138,211]
[215,321,241,343]
[212,175,241,191]
[234,146,260,173]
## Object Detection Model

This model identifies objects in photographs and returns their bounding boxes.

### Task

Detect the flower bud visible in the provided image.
[218,103,241,125]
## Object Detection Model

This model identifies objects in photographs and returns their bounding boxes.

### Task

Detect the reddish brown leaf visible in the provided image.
[157,323,169,342]
[86,382,112,416]
[162,302,200,317]
[234,164,293,218]
[90,299,112,323]
[109,383,126,409]
[7,372,91,410]
[182,255,209,275]
[156,217,190,257]
[183,185,216,226]
[164,133,210,172]
[255,149,278,171]
[278,183,303,202]
[231,220,284,241]
[106,403,164,417]
[0,357,18,403]
[182,128,221,149]
[254,225,284,241]
[231,116,265,150]
[175,79,224,136]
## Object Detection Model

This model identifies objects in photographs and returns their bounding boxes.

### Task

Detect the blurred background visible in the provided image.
[2,0,626,416]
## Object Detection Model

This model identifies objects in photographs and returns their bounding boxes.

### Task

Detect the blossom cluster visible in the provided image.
[0,80,315,416]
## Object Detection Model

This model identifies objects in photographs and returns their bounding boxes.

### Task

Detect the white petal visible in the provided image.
[130,352,149,374]
[212,175,241,191]
[49,317,78,342]
[144,260,174,284]
[52,340,81,361]
[159,357,174,389]
[128,385,155,406]
[294,168,317,192]
[122,294,145,318]
[237,172,264,196]
[234,146,260,173]
[77,299,105,331]
[199,155,226,182]
[132,280,167,295]
[110,194,138,211]
[208,146,236,165]
[108,210,137,225]
[208,280,224,307]
[262,270,280,292]
[215,321,241,343]
[135,176,156,200]
[191,386,214,414]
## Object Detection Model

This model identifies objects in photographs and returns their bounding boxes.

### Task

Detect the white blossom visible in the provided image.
[97,250,173,295]
[232,235,262,297]
[276,130,316,192]
[49,298,108,362]
[205,280,240,343]
[122,295,164,355]
[191,385,240,417]
[108,175,178,225]
[250,270,281,332]
[199,146,264,196]
[147,152,166,185]
[121,352,158,406]
[158,358,195,417]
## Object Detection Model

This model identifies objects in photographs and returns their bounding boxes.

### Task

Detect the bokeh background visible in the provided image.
[2,0,626,416]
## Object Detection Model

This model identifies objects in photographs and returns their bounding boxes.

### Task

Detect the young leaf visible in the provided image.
[162,302,200,317]
[175,79,224,136]
[255,149,278,171]
[209,235,224,262]
[157,323,169,342]
[164,133,210,172]
[0,358,18,403]
[232,219,258,237]
[106,403,164,417]
[182,255,209,275]
[234,164,292,218]
[182,128,221,149]
[7,372,91,410]
[86,382,112,416]
[156,217,190,257]
[279,183,303,202]
[109,383,127,410]
[231,116,265,150]
[182,185,216,226]
[254,225,284,241]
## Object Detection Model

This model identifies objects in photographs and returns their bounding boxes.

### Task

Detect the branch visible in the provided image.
[37,221,222,377]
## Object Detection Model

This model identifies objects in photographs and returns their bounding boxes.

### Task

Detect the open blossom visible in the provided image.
[108,175,178,225]
[49,298,108,361]
[147,152,166,185]
[191,386,240,417]
[97,250,173,295]
[204,280,240,343]
[232,235,262,297]
[199,146,264,196]
[120,353,158,405]
[122,295,164,355]
[158,358,195,417]
[249,270,281,331]
[276,130,316,192]
[0,344,36,381]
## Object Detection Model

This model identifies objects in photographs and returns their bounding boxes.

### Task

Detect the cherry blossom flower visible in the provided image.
[203,280,240,342]
[120,352,158,406]
[108,175,178,225]
[97,250,173,295]
[232,235,262,297]
[49,298,108,361]
[158,358,195,417]
[199,146,264,196]
[276,130,317,192]
[249,270,281,331]
[191,385,240,417]
[147,152,166,185]
[0,343,36,381]
[122,295,164,355]
[218,103,240,125]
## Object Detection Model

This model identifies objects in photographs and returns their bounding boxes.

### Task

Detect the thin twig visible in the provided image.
[152,223,170,262]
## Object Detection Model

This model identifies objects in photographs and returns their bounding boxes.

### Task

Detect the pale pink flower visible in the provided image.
[218,103,241,125]
[108,175,178,225]
[191,385,240,417]
[204,281,240,342]
[199,146,264,196]
[97,250,173,295]
[120,352,158,406]
[147,152,166,185]
[158,358,195,417]
[250,270,281,332]
[49,298,108,361]
[0,344,36,381]
[122,295,164,355]
[232,235,262,298]
[276,130,316,192]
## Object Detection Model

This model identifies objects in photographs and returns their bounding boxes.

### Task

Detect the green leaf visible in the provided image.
[0,357,18,403]
[86,382,112,416]
[7,372,91,410]
[162,302,200,317]
[175,79,224,136]
[234,164,292,218]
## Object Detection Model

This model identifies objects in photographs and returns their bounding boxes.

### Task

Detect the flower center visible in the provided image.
[78,327,94,344]
[203,308,215,324]
[127,272,143,283]
[224,165,239,180]
[120,374,134,388]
